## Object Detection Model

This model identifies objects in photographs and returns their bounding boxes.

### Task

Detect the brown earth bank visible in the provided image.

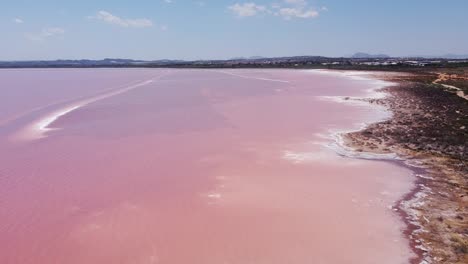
[343,69,468,263]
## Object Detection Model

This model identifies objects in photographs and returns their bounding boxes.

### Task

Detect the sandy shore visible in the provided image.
[337,71,468,263]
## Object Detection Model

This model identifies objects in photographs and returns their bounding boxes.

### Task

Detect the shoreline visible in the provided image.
[330,70,467,263]
[315,70,428,263]
[0,68,425,263]
[2,68,464,262]
[395,161,429,264]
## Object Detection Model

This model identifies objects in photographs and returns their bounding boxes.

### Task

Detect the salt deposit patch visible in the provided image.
[282,150,332,164]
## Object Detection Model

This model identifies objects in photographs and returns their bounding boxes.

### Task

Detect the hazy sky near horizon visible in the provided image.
[1,0,468,60]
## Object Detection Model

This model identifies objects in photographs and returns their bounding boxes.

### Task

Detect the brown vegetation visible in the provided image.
[344,69,468,263]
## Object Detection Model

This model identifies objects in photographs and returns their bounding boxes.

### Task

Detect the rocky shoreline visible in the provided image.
[343,71,467,263]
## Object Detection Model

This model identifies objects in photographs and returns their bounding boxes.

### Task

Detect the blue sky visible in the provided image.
[1,0,467,60]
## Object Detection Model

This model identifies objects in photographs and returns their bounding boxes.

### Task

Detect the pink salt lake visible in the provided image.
[0,69,415,264]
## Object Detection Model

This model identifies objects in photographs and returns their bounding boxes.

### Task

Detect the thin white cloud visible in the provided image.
[230,1,322,20]
[163,0,173,3]
[93,11,153,28]
[278,7,319,19]
[25,27,65,41]
[228,3,267,17]
[13,18,24,24]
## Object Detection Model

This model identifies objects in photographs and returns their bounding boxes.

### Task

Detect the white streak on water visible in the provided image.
[34,105,82,134]
[14,72,170,141]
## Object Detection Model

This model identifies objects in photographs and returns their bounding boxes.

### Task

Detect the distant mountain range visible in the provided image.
[351,53,391,59]
[0,58,187,67]
[231,53,468,60]
[230,56,266,60]
[417,54,468,59]
[350,52,468,59]
[1,54,467,68]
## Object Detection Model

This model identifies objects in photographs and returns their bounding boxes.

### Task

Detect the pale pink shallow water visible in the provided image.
[0,69,415,264]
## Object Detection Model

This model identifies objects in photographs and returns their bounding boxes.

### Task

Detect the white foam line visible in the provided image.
[306,69,402,160]
[326,129,401,161]
[307,69,395,97]
[14,71,171,141]
[214,70,290,83]
[0,78,158,128]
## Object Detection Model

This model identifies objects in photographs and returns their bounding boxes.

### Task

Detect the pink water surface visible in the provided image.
[0,69,415,264]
